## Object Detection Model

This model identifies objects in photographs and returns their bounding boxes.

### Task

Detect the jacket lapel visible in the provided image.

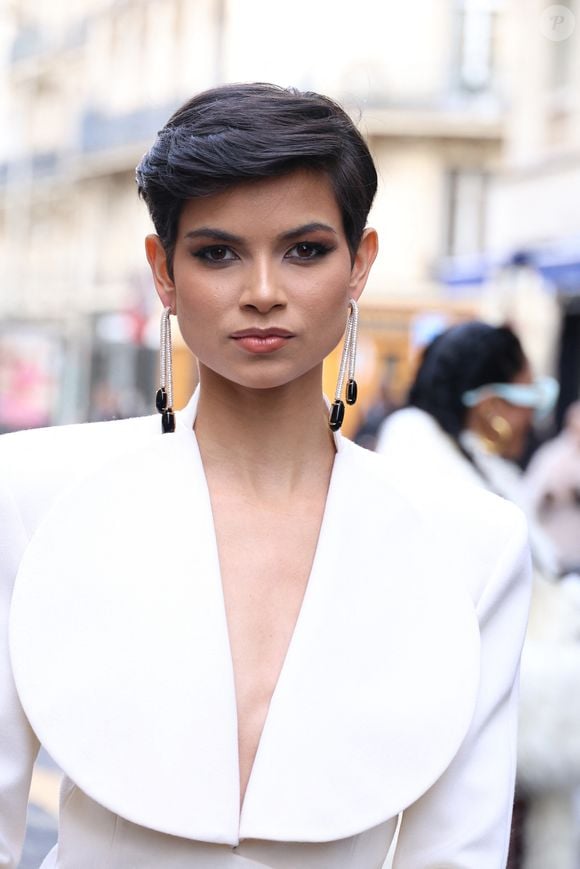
[10,409,241,843]
[10,391,480,845]
[239,437,480,842]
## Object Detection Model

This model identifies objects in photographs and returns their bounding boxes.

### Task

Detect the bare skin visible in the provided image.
[196,373,336,804]
[145,170,378,806]
[466,364,534,460]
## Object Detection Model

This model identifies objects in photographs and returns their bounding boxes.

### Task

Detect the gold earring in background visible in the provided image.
[482,415,513,453]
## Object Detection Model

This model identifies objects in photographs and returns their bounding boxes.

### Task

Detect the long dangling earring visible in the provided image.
[329,299,359,432]
[156,306,175,433]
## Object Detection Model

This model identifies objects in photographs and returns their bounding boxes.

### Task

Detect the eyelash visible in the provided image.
[286,242,334,260]
[192,242,335,264]
[193,246,237,264]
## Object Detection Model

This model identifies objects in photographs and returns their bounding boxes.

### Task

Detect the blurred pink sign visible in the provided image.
[0,328,62,430]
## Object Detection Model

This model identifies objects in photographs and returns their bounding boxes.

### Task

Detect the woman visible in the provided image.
[377,321,580,869]
[0,86,530,868]
[376,323,557,554]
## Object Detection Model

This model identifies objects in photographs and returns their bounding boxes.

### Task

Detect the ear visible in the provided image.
[472,396,507,436]
[481,395,505,418]
[145,234,176,313]
[348,228,379,302]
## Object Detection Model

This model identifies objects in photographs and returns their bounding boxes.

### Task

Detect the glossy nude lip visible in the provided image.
[230,328,295,354]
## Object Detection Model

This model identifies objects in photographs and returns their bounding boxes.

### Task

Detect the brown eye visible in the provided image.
[285,242,332,260]
[208,246,228,260]
[195,245,236,263]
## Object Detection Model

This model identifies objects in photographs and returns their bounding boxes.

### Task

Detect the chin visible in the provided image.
[203,359,322,393]
[203,367,297,392]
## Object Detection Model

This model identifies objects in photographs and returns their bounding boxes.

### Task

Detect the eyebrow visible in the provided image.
[183,222,338,244]
[184,228,243,243]
[278,222,338,240]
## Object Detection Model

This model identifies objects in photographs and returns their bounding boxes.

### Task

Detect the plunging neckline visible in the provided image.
[178,388,343,823]
[9,390,483,845]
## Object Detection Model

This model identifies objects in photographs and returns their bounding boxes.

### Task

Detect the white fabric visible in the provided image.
[375,406,485,492]
[0,390,531,867]
[523,428,580,573]
[377,406,580,869]
[377,408,558,576]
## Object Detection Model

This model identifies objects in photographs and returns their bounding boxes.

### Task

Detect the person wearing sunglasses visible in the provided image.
[461,375,559,461]
[377,322,557,505]
[376,321,580,869]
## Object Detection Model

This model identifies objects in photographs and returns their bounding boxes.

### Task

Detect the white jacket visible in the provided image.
[0,391,531,868]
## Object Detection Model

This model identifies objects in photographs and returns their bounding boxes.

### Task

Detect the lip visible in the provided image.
[230,327,295,338]
[231,330,295,355]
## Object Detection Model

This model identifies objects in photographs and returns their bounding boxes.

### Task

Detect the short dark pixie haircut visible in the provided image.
[136,82,378,277]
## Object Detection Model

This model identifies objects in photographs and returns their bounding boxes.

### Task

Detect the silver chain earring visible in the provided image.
[155,306,175,433]
[329,298,359,432]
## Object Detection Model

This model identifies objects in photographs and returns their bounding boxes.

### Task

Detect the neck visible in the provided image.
[192,364,337,497]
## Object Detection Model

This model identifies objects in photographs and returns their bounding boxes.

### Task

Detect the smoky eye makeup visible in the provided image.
[191,244,239,264]
[284,241,336,260]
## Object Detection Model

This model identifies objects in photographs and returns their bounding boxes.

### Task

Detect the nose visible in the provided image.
[238,256,287,314]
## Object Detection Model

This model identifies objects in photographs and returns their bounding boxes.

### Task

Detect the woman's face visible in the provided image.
[146,169,377,392]
[470,364,535,460]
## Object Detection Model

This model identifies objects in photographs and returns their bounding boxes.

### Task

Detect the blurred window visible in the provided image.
[454,0,501,93]
[445,168,488,257]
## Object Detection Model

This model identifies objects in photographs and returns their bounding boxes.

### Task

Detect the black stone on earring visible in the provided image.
[162,409,175,433]
[346,379,358,405]
[156,387,168,413]
[329,400,345,432]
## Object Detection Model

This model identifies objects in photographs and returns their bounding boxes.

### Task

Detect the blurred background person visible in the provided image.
[376,321,580,869]
[524,400,580,577]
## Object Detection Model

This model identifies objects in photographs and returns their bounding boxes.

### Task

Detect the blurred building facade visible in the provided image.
[492,0,580,427]
[0,0,508,429]
[444,0,580,426]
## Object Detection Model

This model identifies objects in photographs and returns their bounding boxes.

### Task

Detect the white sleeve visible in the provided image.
[393,512,532,869]
[0,477,40,867]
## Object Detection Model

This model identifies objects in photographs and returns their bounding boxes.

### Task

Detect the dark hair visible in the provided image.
[136,82,377,276]
[408,321,527,439]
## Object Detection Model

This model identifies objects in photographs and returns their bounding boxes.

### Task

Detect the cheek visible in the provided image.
[510,408,533,435]
[302,266,353,317]
[173,272,228,324]
[303,293,351,356]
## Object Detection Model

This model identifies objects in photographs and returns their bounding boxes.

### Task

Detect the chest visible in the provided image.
[209,487,327,800]
[214,493,324,642]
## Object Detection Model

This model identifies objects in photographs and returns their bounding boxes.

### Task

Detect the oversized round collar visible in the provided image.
[9,394,480,844]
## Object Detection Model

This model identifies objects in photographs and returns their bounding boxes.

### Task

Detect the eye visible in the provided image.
[194,245,238,263]
[285,242,333,261]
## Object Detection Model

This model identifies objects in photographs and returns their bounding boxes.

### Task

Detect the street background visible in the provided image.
[1,1,579,866]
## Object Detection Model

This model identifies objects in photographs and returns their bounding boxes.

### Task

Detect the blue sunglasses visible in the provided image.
[462,376,559,423]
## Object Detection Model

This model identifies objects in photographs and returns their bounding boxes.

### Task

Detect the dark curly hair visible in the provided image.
[136,82,377,278]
